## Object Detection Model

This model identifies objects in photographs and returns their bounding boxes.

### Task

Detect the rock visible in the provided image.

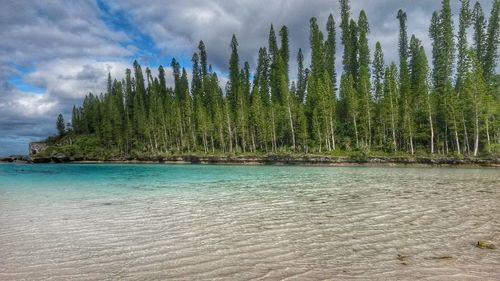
[52,153,70,163]
[2,155,29,162]
[397,254,408,261]
[0,157,14,162]
[29,142,48,156]
[476,240,495,249]
[425,256,453,260]
[31,157,51,163]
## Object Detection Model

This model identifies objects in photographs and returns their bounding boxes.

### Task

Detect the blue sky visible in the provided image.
[0,0,495,155]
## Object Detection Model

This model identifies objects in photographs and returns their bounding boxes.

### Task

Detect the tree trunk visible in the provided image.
[234,125,239,152]
[330,117,335,150]
[251,131,256,153]
[353,116,359,148]
[428,108,434,154]
[390,96,397,151]
[271,107,277,153]
[203,131,208,153]
[162,122,169,153]
[462,114,470,154]
[287,99,296,150]
[366,95,372,147]
[211,135,215,154]
[409,127,414,155]
[474,107,479,156]
[226,109,233,153]
[486,118,491,152]
[178,109,184,150]
[454,120,460,155]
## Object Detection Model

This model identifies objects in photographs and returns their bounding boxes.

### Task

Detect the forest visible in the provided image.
[53,0,499,159]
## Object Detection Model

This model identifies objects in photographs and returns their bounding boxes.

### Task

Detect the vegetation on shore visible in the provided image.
[46,0,499,160]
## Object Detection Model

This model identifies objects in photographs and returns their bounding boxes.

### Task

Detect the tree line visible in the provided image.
[67,0,499,156]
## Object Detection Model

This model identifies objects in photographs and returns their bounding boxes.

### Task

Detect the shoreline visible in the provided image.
[2,154,499,167]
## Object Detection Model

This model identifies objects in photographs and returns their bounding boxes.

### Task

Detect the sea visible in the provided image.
[0,163,499,280]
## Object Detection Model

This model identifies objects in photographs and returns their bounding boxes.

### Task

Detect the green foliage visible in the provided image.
[56,113,65,136]
[47,3,497,159]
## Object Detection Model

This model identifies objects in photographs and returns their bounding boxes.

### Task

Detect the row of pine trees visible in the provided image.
[70,0,499,156]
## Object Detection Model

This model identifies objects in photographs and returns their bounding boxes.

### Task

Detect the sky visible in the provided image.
[0,0,495,155]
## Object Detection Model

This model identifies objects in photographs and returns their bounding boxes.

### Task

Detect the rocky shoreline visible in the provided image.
[2,154,499,167]
[0,155,30,163]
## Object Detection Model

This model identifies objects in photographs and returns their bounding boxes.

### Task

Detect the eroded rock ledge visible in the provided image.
[13,154,499,166]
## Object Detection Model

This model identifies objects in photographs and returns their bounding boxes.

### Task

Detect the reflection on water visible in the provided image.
[0,163,499,280]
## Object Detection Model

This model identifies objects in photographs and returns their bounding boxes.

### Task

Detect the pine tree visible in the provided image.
[192,52,209,153]
[383,64,399,151]
[410,36,433,153]
[456,0,472,154]
[251,48,271,151]
[340,0,352,75]
[483,0,500,151]
[372,42,385,146]
[325,14,337,92]
[56,113,65,136]
[198,40,208,77]
[472,1,487,72]
[61,4,498,158]
[357,10,372,147]
[228,34,240,110]
[397,9,413,154]
[442,0,460,154]
[306,17,335,151]
[483,0,500,83]
[296,48,307,102]
[462,49,488,155]
[340,74,358,149]
[268,25,280,150]
[349,19,359,82]
[456,0,471,91]
[279,25,296,149]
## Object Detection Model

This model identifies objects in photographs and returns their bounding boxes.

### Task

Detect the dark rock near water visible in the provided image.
[30,157,51,163]
[1,155,29,163]
[0,157,14,162]
[51,153,70,163]
[24,151,499,166]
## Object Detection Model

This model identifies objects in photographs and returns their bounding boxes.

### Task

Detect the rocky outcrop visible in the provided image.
[29,142,48,156]
[90,155,499,166]
[0,155,29,162]
[51,153,70,163]
[22,152,500,166]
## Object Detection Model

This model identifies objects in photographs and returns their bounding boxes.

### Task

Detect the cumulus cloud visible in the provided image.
[106,0,493,77]
[0,1,132,74]
[0,81,58,155]
[0,0,133,154]
[24,59,130,99]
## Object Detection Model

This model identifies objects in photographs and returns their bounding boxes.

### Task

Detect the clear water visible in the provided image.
[0,163,499,280]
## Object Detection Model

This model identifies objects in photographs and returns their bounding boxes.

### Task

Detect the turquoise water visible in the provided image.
[1,163,499,280]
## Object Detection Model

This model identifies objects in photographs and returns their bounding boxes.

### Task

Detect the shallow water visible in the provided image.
[0,163,499,280]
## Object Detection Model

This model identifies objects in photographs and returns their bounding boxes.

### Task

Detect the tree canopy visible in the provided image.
[59,0,498,158]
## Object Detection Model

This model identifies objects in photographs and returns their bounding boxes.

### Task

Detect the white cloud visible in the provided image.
[106,0,493,78]
[0,0,132,80]
[24,59,130,100]
[0,88,56,119]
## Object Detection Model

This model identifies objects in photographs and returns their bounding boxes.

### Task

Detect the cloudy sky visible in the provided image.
[0,0,494,155]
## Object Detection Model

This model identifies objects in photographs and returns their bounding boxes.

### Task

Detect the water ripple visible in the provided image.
[0,165,499,280]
